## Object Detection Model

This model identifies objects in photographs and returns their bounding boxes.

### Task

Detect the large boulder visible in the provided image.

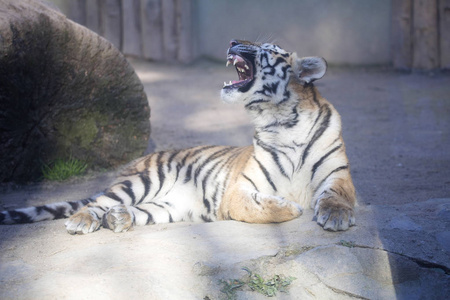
[0,0,151,182]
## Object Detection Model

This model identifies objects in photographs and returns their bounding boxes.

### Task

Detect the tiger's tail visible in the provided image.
[0,195,100,225]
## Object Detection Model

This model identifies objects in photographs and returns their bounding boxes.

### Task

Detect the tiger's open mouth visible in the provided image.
[223,51,254,91]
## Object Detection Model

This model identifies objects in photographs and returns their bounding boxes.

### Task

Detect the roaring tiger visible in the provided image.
[0,40,356,234]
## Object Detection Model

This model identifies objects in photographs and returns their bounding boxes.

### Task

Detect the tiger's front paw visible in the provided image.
[65,208,101,235]
[315,197,355,231]
[102,205,134,233]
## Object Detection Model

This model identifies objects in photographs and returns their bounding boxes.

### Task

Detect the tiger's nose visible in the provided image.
[230,40,239,47]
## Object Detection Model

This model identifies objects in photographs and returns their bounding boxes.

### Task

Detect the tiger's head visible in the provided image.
[221,40,327,105]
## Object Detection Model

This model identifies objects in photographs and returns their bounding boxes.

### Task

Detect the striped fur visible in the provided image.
[0,40,356,234]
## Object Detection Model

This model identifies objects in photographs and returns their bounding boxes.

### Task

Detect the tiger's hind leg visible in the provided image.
[65,206,103,235]
[220,190,303,223]
[65,178,146,234]
[102,202,181,233]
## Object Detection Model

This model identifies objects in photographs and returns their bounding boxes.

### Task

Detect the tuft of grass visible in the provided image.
[339,240,356,248]
[219,267,296,299]
[41,156,88,181]
[219,279,245,300]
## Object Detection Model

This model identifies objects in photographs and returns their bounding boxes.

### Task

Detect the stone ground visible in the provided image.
[0,59,449,299]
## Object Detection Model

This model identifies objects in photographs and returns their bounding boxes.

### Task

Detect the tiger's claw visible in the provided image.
[315,197,355,231]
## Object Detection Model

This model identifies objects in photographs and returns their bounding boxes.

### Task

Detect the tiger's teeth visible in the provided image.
[233,58,238,66]
[244,64,249,70]
[237,67,244,72]
[226,60,231,67]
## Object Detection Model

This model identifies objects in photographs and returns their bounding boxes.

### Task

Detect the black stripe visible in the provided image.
[201,160,223,211]
[203,197,211,214]
[176,151,191,182]
[276,89,291,105]
[314,165,349,193]
[211,185,220,211]
[278,64,291,80]
[307,105,324,137]
[120,180,136,205]
[218,148,244,199]
[104,191,124,204]
[201,214,213,222]
[68,201,79,211]
[251,192,261,205]
[255,139,289,179]
[137,171,151,204]
[179,150,191,166]
[311,144,342,180]
[190,145,218,157]
[254,156,277,192]
[184,164,193,183]
[167,150,181,173]
[300,105,332,169]
[210,148,242,201]
[144,155,153,169]
[311,85,320,107]
[41,206,66,219]
[9,210,32,224]
[134,206,154,225]
[245,98,270,109]
[90,209,100,220]
[211,148,241,181]
[200,153,228,187]
[154,152,166,197]
[81,198,93,205]
[256,81,280,96]
[242,173,258,191]
[149,202,165,209]
[194,147,234,187]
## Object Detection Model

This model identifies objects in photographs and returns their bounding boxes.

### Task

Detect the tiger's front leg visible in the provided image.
[313,177,356,231]
[219,189,303,223]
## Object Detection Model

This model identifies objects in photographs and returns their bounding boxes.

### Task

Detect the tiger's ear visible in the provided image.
[294,55,327,85]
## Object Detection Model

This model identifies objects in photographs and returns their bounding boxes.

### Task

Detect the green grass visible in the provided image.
[339,240,356,248]
[220,267,296,299]
[41,156,88,181]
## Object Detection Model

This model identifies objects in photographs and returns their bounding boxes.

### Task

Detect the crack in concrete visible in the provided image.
[342,243,450,275]
[323,283,370,300]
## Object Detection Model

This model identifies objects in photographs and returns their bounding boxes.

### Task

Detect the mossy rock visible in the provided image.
[0,0,150,182]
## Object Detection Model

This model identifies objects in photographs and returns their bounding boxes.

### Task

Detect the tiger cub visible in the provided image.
[0,40,356,234]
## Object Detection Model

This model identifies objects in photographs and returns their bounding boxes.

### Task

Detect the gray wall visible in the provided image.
[195,0,392,65]
[49,0,392,66]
